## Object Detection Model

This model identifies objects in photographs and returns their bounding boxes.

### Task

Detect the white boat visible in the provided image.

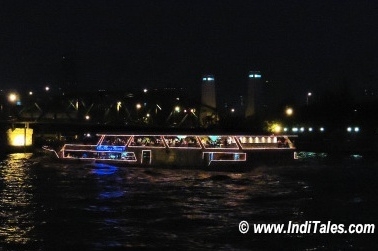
[55,133,297,168]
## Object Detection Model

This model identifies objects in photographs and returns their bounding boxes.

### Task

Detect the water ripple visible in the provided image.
[0,154,377,250]
[0,153,40,248]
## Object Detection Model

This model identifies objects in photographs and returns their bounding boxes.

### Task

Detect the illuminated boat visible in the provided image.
[57,133,297,168]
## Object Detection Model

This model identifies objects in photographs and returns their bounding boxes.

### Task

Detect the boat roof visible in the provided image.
[95,132,298,137]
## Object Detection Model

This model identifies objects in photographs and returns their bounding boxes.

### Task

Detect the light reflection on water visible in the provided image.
[0,153,377,250]
[0,153,38,248]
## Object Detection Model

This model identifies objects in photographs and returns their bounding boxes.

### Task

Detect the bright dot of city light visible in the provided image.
[285,107,293,116]
[8,93,17,102]
[273,124,282,133]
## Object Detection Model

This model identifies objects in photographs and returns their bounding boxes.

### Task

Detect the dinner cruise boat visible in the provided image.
[54,133,298,168]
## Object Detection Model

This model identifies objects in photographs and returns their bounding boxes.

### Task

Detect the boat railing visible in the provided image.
[42,145,60,158]
[62,144,97,151]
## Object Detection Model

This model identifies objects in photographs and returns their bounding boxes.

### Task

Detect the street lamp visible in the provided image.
[285,107,293,116]
[8,93,17,103]
[136,103,142,120]
[117,101,122,112]
[7,93,19,119]
[306,92,312,106]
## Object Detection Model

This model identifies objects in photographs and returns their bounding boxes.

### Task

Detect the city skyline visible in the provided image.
[1,0,378,103]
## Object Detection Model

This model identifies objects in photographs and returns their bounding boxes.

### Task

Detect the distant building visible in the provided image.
[245,71,263,118]
[200,75,217,126]
[60,55,79,93]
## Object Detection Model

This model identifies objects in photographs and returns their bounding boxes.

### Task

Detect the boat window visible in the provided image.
[97,152,122,160]
[237,136,278,149]
[164,136,200,148]
[204,152,246,163]
[129,136,165,147]
[121,152,137,161]
[100,136,130,146]
[63,151,96,159]
[199,136,238,149]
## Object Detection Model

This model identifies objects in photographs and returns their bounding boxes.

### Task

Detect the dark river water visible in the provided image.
[0,152,378,250]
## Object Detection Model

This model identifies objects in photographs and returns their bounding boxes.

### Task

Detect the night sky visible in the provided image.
[1,0,378,103]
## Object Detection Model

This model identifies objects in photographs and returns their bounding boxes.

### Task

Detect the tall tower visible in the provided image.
[245,71,262,118]
[200,75,217,126]
[61,55,78,93]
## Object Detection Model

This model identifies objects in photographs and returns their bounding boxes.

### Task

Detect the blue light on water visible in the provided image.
[99,191,124,199]
[92,163,118,175]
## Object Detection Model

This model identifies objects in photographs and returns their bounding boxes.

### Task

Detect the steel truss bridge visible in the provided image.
[0,89,205,128]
